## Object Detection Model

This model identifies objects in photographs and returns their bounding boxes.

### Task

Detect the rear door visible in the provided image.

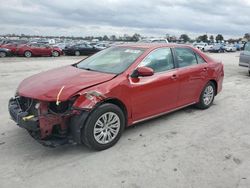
[84,44,96,55]
[239,42,250,67]
[39,44,52,56]
[29,44,40,55]
[174,47,208,106]
[129,48,180,121]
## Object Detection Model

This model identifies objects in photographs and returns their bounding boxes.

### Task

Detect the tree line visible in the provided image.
[1,33,249,43]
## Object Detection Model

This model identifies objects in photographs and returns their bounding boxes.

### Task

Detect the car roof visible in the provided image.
[117,43,192,50]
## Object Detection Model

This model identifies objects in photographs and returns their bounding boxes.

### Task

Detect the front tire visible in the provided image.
[81,103,125,150]
[75,51,80,56]
[24,51,32,58]
[52,51,60,57]
[196,81,215,109]
[0,51,7,58]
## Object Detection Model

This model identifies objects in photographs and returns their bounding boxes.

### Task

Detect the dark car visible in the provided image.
[16,43,63,57]
[239,42,250,75]
[208,44,225,53]
[63,43,100,56]
[0,48,12,57]
[0,39,28,46]
[9,43,224,150]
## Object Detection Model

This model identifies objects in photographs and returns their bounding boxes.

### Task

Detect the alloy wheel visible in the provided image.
[203,85,214,105]
[75,51,80,56]
[93,112,121,144]
[0,52,6,58]
[24,51,32,57]
[52,51,59,57]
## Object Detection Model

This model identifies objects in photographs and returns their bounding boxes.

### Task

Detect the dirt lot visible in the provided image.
[0,52,250,188]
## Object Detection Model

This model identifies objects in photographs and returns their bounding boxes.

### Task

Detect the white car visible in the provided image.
[203,44,214,52]
[139,38,169,43]
[194,43,208,51]
[224,45,237,52]
[94,43,110,50]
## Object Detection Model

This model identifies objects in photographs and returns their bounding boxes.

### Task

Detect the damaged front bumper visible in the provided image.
[8,97,89,147]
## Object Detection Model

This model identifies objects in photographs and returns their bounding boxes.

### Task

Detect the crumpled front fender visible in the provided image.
[73,91,107,110]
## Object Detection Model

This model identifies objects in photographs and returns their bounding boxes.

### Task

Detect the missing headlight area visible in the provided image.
[49,101,71,114]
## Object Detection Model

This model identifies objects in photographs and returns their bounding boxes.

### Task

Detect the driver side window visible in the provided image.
[138,48,174,73]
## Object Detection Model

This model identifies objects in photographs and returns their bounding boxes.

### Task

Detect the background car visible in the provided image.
[16,43,63,57]
[94,43,110,50]
[239,42,250,75]
[63,43,100,56]
[53,43,70,51]
[139,38,169,43]
[0,48,12,57]
[224,44,237,52]
[0,39,28,46]
[194,43,208,51]
[0,43,20,54]
[208,44,225,53]
[203,44,214,52]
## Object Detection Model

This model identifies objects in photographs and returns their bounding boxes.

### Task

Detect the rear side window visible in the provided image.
[175,48,197,68]
[244,42,250,51]
[139,48,174,73]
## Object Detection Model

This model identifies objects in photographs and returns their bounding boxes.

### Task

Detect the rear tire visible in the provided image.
[75,51,80,56]
[52,51,60,57]
[81,103,125,151]
[24,51,32,58]
[0,52,7,58]
[196,81,215,109]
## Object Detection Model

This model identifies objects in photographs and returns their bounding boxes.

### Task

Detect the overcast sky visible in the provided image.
[1,0,250,38]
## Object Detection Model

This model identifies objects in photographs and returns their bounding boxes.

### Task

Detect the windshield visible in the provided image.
[76,46,145,74]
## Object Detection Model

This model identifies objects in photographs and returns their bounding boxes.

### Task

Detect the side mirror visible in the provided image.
[131,67,154,78]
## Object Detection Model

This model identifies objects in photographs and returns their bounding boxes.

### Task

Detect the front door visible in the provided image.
[128,48,180,121]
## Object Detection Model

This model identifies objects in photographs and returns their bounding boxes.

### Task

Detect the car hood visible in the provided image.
[17,65,116,101]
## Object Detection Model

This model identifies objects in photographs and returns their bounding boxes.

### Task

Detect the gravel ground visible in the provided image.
[0,52,249,188]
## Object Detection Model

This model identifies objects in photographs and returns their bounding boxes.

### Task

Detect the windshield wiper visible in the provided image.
[73,64,93,71]
[82,67,94,71]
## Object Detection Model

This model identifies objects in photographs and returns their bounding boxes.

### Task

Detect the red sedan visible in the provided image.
[16,43,63,57]
[9,43,224,150]
[0,43,20,54]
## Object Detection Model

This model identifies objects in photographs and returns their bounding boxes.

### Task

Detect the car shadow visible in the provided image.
[9,105,200,157]
[125,105,199,132]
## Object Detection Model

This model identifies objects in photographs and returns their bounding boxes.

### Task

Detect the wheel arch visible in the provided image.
[209,79,218,95]
[96,98,128,125]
